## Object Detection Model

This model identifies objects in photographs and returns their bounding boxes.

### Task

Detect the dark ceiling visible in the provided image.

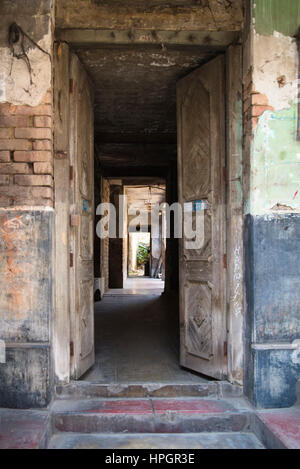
[75,44,220,144]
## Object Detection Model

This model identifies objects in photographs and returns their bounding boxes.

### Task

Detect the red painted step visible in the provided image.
[0,409,49,449]
[153,399,233,415]
[84,399,153,414]
[51,397,251,434]
[257,408,300,450]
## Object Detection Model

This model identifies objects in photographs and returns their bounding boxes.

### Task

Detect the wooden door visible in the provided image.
[177,55,227,380]
[69,53,95,379]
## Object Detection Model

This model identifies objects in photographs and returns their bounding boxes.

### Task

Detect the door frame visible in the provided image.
[225,45,244,385]
[52,41,244,386]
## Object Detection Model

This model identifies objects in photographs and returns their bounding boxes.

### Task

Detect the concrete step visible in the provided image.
[48,431,265,449]
[0,409,50,449]
[51,397,252,434]
[55,381,243,400]
[255,407,300,449]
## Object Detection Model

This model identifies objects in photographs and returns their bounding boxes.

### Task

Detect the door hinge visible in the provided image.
[223,253,227,269]
[224,341,228,357]
[69,165,74,182]
[70,252,74,268]
[70,341,74,357]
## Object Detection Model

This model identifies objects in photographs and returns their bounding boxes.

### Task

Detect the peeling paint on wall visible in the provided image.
[252,104,300,215]
[0,30,52,107]
[0,1,52,106]
[253,32,298,112]
[248,2,300,217]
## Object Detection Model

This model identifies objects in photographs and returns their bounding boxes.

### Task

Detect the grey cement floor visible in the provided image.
[49,432,265,449]
[82,288,209,384]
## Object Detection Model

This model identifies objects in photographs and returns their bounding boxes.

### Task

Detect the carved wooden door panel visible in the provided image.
[69,53,95,379]
[177,56,227,379]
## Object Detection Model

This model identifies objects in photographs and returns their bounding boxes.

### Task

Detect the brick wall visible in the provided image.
[0,90,53,208]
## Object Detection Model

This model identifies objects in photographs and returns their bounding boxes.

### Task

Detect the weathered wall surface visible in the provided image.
[244,0,300,408]
[0,209,53,408]
[0,1,54,408]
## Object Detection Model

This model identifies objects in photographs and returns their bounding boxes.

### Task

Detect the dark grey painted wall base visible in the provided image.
[244,213,300,408]
[0,346,52,408]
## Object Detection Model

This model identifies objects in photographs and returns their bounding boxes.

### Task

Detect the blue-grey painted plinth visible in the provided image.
[244,214,300,408]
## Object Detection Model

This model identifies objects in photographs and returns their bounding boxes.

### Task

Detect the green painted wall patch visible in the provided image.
[254,0,300,37]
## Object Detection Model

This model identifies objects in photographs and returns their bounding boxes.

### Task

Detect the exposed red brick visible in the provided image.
[252,93,269,106]
[0,185,53,202]
[0,163,31,174]
[0,185,31,198]
[34,116,52,128]
[252,105,274,118]
[14,151,52,162]
[0,151,10,162]
[41,90,52,105]
[34,162,53,174]
[0,196,12,207]
[0,175,9,186]
[0,115,30,128]
[12,197,53,207]
[31,186,53,199]
[15,128,52,140]
[0,139,31,150]
[0,103,52,117]
[33,140,52,151]
[0,129,12,139]
[14,174,53,187]
[0,91,53,208]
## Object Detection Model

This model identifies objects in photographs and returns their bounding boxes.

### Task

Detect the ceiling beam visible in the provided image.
[56,29,239,48]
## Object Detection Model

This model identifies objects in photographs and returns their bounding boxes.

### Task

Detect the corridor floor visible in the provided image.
[105,277,165,296]
[82,288,209,384]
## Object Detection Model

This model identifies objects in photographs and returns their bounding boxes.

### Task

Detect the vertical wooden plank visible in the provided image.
[53,42,71,383]
[226,45,244,385]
